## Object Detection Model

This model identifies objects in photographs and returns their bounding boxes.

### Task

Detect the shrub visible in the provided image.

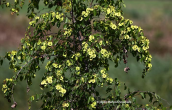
[0,0,171,109]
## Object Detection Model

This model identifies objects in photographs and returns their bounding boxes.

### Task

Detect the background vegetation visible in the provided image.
[0,0,172,109]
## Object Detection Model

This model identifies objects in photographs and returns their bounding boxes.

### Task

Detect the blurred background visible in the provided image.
[0,0,172,109]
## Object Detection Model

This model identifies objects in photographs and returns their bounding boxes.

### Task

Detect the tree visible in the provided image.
[0,0,171,109]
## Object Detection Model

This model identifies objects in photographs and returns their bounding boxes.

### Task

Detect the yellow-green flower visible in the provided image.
[41,45,46,50]
[81,77,84,82]
[106,77,113,83]
[48,42,52,46]
[124,35,130,39]
[148,63,152,68]
[143,46,147,51]
[99,40,103,45]
[17,56,21,60]
[3,89,7,93]
[60,76,63,81]
[125,104,129,108]
[100,69,105,74]
[37,39,41,45]
[90,101,96,108]
[55,84,62,90]
[76,71,80,75]
[6,2,10,7]
[84,12,89,17]
[29,21,35,26]
[3,84,7,89]
[46,76,53,84]
[76,66,80,71]
[52,12,55,17]
[132,45,138,51]
[107,8,111,14]
[59,88,66,94]
[89,35,94,42]
[59,65,62,68]
[90,96,95,102]
[76,53,81,57]
[118,22,124,26]
[110,22,117,30]
[102,73,107,78]
[62,102,69,108]
[41,80,47,85]
[52,63,58,68]
[82,11,86,16]
[56,70,61,76]
[11,50,17,56]
[101,83,103,87]
[56,15,60,19]
[88,79,95,83]
[80,17,83,21]
[60,17,63,21]
[115,12,121,17]
[35,16,39,20]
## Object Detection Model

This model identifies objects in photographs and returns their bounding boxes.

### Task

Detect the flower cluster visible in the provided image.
[100,68,107,78]
[100,48,111,58]
[55,12,64,22]
[40,76,53,87]
[29,21,36,26]
[62,102,69,108]
[140,36,150,51]
[81,8,94,18]
[124,35,130,39]
[2,78,13,93]
[64,28,72,36]
[56,70,64,81]
[87,48,96,61]
[41,41,47,51]
[90,102,97,108]
[106,77,113,84]
[81,77,84,83]
[55,84,66,97]
[109,22,117,30]
[82,42,96,60]
[75,66,80,75]
[71,52,81,61]
[132,45,140,52]
[106,5,121,17]
[145,55,152,62]
[89,35,94,42]
[52,63,62,69]
[66,60,73,67]
[88,79,96,83]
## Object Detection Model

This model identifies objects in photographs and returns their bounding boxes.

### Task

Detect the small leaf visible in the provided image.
[124,83,127,90]
[65,17,68,23]
[140,92,145,99]
[93,9,97,16]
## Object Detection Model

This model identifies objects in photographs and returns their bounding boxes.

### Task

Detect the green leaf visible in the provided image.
[65,17,68,23]
[80,57,82,62]
[56,22,60,28]
[93,9,97,16]
[124,83,127,90]
[140,92,145,99]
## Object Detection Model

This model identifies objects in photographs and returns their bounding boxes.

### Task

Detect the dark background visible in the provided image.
[0,0,172,109]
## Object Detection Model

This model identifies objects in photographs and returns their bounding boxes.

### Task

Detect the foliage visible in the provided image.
[0,0,171,109]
